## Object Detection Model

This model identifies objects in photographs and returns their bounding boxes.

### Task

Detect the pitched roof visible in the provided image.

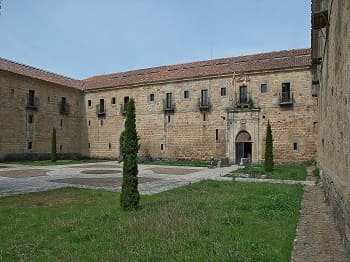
[0,48,311,91]
[84,48,311,90]
[0,58,83,89]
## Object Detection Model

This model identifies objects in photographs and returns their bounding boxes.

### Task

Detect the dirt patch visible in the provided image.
[50,177,159,187]
[147,167,201,175]
[0,169,49,178]
[1,190,79,208]
[80,169,121,174]
[67,164,121,169]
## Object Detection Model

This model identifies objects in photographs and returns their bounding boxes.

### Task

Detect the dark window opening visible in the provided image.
[10,89,14,97]
[28,115,33,124]
[88,120,91,126]
[27,141,32,150]
[109,143,112,149]
[59,145,63,151]
[88,143,91,149]
[150,93,155,102]
[215,129,219,141]
[88,100,92,106]
[101,119,103,126]
[201,89,209,106]
[221,87,227,96]
[61,97,66,105]
[111,97,116,104]
[239,86,248,104]
[99,99,105,113]
[168,115,171,123]
[28,90,35,106]
[166,93,173,109]
[60,119,63,127]
[47,96,50,103]
[161,144,164,150]
[261,83,268,93]
[281,82,291,103]
[203,112,207,121]
[293,142,298,151]
[184,90,189,99]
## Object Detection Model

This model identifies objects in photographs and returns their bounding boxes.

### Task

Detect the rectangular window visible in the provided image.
[281,82,291,101]
[201,89,209,106]
[28,90,35,106]
[88,143,91,149]
[149,93,155,102]
[220,87,227,96]
[109,143,112,149]
[215,129,219,141]
[61,97,66,104]
[59,145,63,151]
[168,115,171,123]
[100,119,103,126]
[166,93,173,108]
[161,144,164,150]
[261,83,268,93]
[88,100,92,106]
[28,115,33,124]
[184,90,189,99]
[239,86,248,104]
[293,142,298,151]
[203,112,207,121]
[60,119,63,127]
[111,97,116,104]
[27,141,32,150]
[99,99,105,113]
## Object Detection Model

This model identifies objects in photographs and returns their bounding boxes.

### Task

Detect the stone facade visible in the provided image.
[312,0,350,256]
[0,69,85,161]
[0,48,317,164]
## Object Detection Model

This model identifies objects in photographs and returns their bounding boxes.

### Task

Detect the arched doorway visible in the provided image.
[235,131,252,164]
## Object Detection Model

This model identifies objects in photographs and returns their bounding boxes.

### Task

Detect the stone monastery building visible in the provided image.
[0,48,317,164]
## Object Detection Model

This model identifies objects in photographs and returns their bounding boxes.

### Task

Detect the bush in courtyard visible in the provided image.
[120,98,140,210]
[264,120,274,171]
[51,128,57,162]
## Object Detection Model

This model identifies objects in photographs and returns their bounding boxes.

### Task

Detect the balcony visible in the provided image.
[96,104,106,118]
[163,99,175,112]
[59,102,69,115]
[279,92,294,106]
[120,103,128,115]
[25,95,38,111]
[198,97,210,111]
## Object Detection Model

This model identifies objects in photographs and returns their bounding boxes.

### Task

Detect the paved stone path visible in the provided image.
[291,168,349,262]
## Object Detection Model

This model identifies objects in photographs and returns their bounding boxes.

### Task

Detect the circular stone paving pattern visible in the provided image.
[80,169,121,174]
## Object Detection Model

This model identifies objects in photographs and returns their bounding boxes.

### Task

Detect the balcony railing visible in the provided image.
[96,104,106,117]
[120,103,128,115]
[198,97,210,111]
[25,94,38,111]
[163,99,175,112]
[59,102,69,115]
[235,93,251,108]
[279,92,294,106]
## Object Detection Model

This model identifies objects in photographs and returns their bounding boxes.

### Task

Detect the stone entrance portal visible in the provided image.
[235,131,252,164]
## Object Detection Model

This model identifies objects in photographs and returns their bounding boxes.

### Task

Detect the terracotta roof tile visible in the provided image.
[0,58,83,89]
[84,48,311,90]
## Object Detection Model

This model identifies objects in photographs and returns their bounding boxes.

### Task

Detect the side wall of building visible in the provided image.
[315,0,350,255]
[0,70,85,161]
[85,68,317,163]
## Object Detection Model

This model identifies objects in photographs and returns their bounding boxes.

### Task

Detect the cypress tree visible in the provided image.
[264,120,274,171]
[51,127,57,162]
[120,98,140,210]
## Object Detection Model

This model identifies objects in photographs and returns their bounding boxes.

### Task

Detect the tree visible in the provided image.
[264,120,274,171]
[120,98,140,210]
[51,128,57,162]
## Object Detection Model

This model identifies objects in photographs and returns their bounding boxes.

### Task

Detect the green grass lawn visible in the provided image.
[232,164,307,180]
[139,159,217,167]
[12,159,107,166]
[0,181,303,261]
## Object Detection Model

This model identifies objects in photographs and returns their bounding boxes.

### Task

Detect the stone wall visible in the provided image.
[313,0,350,256]
[85,68,317,163]
[0,70,85,161]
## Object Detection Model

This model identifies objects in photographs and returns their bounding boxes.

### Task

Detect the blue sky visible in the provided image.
[0,1,311,79]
